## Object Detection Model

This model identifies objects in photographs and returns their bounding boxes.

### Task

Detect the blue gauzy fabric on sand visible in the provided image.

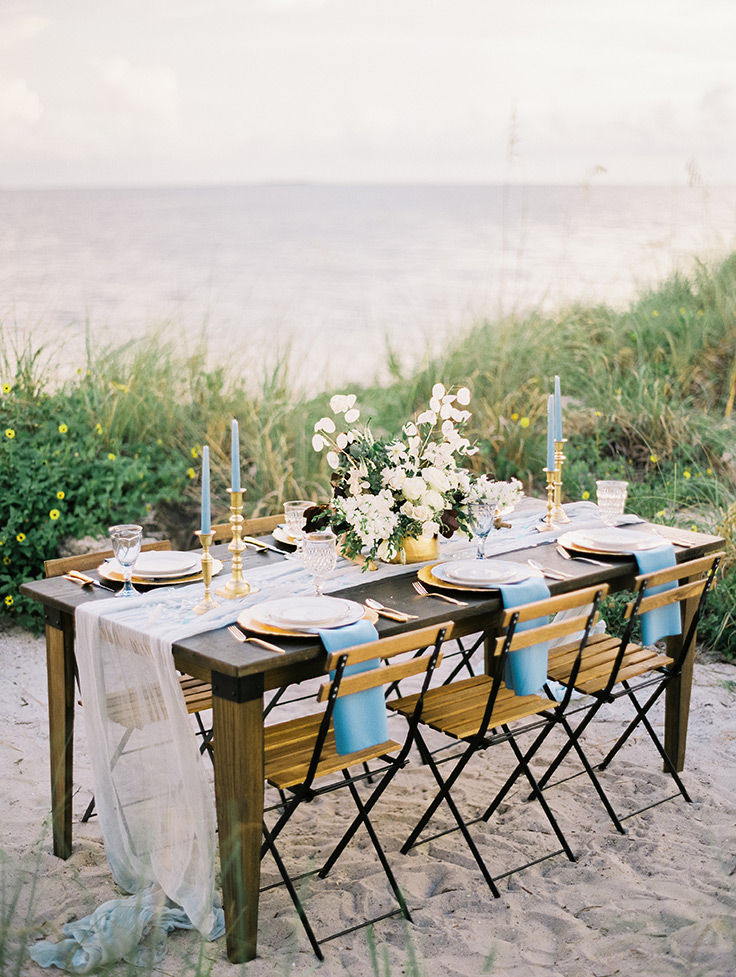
[28,887,205,974]
[634,543,682,645]
[495,576,551,696]
[319,619,388,755]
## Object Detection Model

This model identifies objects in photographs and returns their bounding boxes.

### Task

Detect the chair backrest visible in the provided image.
[210,513,282,544]
[44,539,172,578]
[623,551,723,670]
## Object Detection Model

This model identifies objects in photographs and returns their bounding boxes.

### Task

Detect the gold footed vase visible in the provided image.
[389,535,440,565]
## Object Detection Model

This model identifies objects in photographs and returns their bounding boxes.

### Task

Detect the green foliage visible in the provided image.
[2,252,736,654]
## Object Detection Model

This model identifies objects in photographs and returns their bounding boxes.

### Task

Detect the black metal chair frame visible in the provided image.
[259,624,450,959]
[392,589,607,897]
[532,553,722,827]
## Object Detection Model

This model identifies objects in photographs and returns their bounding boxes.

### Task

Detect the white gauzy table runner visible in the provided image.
[65,498,618,964]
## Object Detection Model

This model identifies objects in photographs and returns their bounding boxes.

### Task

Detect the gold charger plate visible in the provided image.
[98,558,224,586]
[417,564,504,594]
[238,604,379,637]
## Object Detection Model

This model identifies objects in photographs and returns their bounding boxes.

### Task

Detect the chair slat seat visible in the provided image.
[548,637,673,695]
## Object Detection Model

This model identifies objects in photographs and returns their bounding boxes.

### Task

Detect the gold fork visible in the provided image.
[227,625,285,654]
[412,580,468,607]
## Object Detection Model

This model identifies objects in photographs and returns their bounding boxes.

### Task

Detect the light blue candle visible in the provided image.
[547,395,555,470]
[200,445,211,534]
[554,375,563,441]
[231,419,241,492]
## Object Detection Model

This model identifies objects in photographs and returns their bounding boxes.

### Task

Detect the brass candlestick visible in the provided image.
[540,468,557,530]
[216,489,253,599]
[551,439,571,524]
[193,530,221,614]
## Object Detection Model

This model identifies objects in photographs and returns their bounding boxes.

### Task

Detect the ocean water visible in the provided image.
[1,183,735,389]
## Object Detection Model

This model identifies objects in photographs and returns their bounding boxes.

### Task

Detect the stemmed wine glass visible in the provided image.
[301,531,337,597]
[284,500,316,554]
[109,524,143,597]
[467,502,496,559]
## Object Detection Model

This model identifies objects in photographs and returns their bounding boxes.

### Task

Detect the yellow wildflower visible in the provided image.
[16,533,25,543]
[190,446,199,458]
[5,428,15,439]
[56,490,65,500]
[4,595,13,607]
[679,307,686,315]
[2,556,10,566]
[650,454,658,464]
[683,470,692,479]
[49,509,60,521]
[594,411,602,417]
[95,423,103,435]
[511,413,519,421]
[519,417,530,428]
[186,467,196,479]
[652,310,659,317]
[2,383,11,394]
[108,453,116,461]
[58,423,68,434]
[581,490,590,500]
[697,310,704,317]
[707,468,712,475]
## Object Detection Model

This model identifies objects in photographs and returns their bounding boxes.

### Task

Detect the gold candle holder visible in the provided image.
[193,530,221,615]
[551,439,571,524]
[540,468,557,530]
[216,490,253,599]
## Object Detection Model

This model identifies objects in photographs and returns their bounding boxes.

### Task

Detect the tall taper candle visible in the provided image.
[230,419,241,492]
[546,395,555,470]
[201,445,211,534]
[554,375,563,441]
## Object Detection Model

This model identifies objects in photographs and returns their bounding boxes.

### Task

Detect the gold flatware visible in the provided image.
[527,559,571,580]
[555,544,611,568]
[64,571,117,593]
[412,580,468,607]
[227,624,285,654]
[364,598,418,622]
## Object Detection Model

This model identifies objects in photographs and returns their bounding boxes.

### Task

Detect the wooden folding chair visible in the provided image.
[539,552,723,826]
[44,542,215,820]
[387,586,609,897]
[259,622,452,959]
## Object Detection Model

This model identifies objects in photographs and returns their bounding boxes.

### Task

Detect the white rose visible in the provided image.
[422,466,451,493]
[402,476,426,502]
[422,489,445,511]
[422,520,441,538]
[412,504,431,522]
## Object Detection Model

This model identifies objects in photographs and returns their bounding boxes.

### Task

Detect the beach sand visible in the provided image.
[2,623,735,977]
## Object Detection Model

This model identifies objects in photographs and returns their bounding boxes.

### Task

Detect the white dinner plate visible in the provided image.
[432,559,531,586]
[272,524,298,547]
[254,596,365,632]
[105,551,200,579]
[558,528,664,555]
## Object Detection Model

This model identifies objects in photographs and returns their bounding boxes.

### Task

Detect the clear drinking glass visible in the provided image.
[467,502,497,559]
[109,523,143,597]
[301,531,337,596]
[283,500,316,553]
[596,480,628,527]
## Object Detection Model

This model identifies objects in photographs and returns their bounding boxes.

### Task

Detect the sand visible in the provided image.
[2,622,735,977]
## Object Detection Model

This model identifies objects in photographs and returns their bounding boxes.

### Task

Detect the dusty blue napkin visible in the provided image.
[495,576,551,696]
[634,543,682,644]
[319,619,389,755]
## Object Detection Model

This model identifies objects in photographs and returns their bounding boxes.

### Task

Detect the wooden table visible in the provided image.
[21,525,724,962]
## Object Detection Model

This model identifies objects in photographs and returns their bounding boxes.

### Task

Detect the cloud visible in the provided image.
[94,56,179,121]
[0,78,42,130]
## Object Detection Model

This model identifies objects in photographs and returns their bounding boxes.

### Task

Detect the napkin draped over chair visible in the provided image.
[495,576,551,695]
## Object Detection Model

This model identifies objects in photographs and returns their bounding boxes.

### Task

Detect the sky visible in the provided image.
[1,0,735,188]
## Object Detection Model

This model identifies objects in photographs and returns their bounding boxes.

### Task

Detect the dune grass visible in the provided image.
[1,253,735,650]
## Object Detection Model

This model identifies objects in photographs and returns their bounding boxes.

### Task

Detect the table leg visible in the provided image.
[45,613,76,859]
[212,673,265,963]
[664,591,699,773]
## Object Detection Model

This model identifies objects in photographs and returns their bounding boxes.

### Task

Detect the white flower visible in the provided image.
[429,396,442,412]
[329,393,356,414]
[403,422,418,437]
[336,432,349,450]
[421,520,441,538]
[384,467,407,491]
[312,434,327,452]
[402,476,426,502]
[456,386,471,405]
[314,416,336,433]
[416,409,437,426]
[441,419,457,438]
[422,466,451,493]
[344,408,360,423]
[412,504,431,523]
[439,402,454,420]
[326,451,340,469]
[386,440,406,463]
[422,489,445,512]
[432,382,446,400]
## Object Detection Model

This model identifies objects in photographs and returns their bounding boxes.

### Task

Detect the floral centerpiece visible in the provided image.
[310,383,523,564]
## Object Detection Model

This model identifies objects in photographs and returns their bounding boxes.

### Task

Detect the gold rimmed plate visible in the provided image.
[98,558,224,586]
[557,528,663,556]
[237,603,379,637]
[417,563,514,594]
